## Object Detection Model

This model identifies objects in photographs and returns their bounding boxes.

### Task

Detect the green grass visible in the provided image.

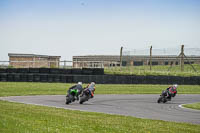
[0,82,200,132]
[0,100,200,133]
[105,64,200,76]
[183,102,200,110]
[0,82,200,97]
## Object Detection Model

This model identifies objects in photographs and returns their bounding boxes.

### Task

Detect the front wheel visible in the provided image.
[157,97,162,103]
[66,95,74,104]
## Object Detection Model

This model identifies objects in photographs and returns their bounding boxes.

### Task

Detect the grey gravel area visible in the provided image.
[0,94,200,124]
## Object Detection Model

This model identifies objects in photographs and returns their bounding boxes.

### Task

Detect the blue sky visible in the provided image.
[0,0,200,60]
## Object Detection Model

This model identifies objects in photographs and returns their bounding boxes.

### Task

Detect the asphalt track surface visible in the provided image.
[1,94,200,125]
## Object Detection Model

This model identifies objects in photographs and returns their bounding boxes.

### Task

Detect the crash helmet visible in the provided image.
[78,82,82,85]
[173,84,178,88]
[91,82,95,86]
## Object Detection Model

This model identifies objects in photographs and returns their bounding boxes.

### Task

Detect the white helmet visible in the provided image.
[91,82,95,86]
[173,84,178,88]
[78,82,82,85]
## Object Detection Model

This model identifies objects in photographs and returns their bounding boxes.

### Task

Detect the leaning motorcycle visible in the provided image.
[157,90,168,103]
[66,89,79,104]
[79,88,92,104]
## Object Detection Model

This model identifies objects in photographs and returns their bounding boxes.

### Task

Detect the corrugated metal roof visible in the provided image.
[8,53,61,58]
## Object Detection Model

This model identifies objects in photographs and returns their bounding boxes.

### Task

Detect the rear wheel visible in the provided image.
[79,95,87,104]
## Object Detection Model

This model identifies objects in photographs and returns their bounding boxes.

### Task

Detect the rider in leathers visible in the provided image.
[67,82,83,100]
[85,82,95,98]
[166,84,178,101]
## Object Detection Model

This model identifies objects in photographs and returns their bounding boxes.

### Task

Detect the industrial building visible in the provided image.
[73,55,200,68]
[8,53,61,68]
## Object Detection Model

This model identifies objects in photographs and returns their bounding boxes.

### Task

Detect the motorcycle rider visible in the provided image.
[166,84,178,101]
[67,82,83,100]
[85,82,96,98]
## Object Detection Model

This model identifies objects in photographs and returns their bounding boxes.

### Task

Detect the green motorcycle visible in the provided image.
[66,89,79,104]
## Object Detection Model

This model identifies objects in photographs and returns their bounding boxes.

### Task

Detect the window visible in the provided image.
[133,61,143,66]
[152,62,158,65]
[165,62,168,65]
[184,62,194,64]
[122,61,127,66]
[176,61,178,65]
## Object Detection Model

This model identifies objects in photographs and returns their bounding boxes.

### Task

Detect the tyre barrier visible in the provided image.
[0,68,104,75]
[0,72,200,84]
[7,68,18,73]
[29,68,40,73]
[39,68,50,74]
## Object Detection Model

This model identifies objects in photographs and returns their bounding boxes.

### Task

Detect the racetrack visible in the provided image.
[1,94,200,124]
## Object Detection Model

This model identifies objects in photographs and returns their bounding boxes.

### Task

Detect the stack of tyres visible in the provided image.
[125,76,132,84]
[29,68,40,73]
[131,75,139,84]
[66,75,73,83]
[60,75,67,83]
[7,68,17,73]
[190,76,200,85]
[0,68,7,73]
[33,74,40,82]
[7,74,14,81]
[63,69,72,74]
[48,75,54,82]
[95,75,104,84]
[93,68,104,75]
[88,75,96,83]
[39,68,50,74]
[13,74,21,81]
[40,74,48,82]
[50,69,61,74]
[18,68,29,73]
[27,74,34,82]
[20,74,27,82]
[103,75,115,84]
[0,73,7,81]
[71,69,82,75]
[82,68,93,75]
[72,75,81,83]
[53,74,60,82]
[81,75,89,83]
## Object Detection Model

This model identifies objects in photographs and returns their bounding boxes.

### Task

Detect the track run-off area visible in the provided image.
[0,94,200,125]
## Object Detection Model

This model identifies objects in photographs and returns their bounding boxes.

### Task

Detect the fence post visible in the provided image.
[180,45,184,72]
[150,46,152,71]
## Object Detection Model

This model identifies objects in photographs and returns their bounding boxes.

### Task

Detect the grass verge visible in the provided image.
[0,82,200,132]
[104,64,200,76]
[183,102,200,110]
[0,82,200,97]
[0,100,200,133]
